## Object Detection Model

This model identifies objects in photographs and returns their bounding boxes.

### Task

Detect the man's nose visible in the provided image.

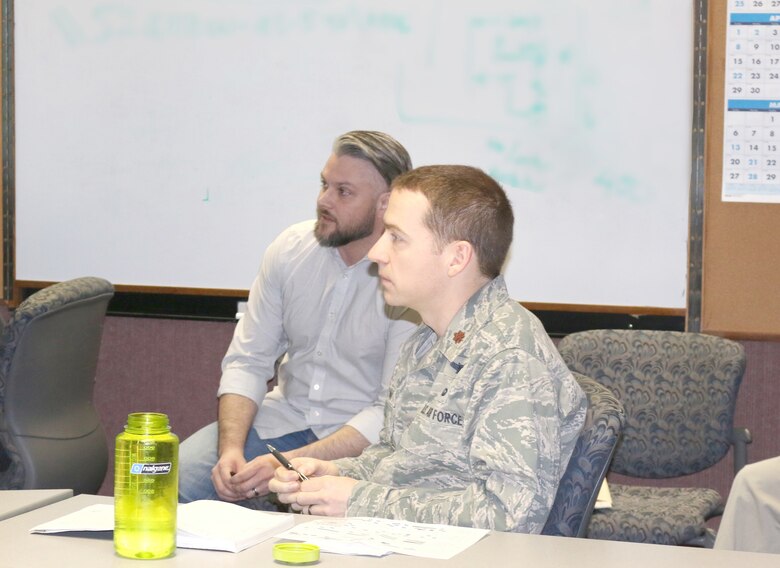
[316,189,331,209]
[368,233,389,264]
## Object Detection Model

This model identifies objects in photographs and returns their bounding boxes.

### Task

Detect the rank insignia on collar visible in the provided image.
[453,331,465,344]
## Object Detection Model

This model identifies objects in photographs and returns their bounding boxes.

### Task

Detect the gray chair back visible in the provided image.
[557,329,746,479]
[542,372,625,538]
[0,277,114,493]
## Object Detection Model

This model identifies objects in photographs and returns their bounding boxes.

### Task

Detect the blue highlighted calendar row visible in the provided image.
[730,13,780,24]
[728,98,780,109]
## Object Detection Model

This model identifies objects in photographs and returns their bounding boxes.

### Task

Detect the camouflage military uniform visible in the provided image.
[334,276,586,533]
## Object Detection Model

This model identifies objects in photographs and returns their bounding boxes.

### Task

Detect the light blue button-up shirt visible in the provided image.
[218,220,418,443]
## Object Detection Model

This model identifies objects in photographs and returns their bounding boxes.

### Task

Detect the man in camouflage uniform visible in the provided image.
[269,165,586,533]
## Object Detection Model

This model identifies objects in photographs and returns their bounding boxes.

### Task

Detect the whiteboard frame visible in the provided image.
[3,0,701,316]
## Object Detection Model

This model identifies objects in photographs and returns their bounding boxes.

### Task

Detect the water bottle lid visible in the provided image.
[272,543,320,565]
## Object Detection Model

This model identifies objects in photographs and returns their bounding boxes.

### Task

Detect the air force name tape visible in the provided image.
[130,462,173,475]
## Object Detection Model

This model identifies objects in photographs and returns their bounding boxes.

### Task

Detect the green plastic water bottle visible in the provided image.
[114,412,179,559]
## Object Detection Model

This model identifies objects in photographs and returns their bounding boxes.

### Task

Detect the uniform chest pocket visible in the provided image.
[398,396,470,469]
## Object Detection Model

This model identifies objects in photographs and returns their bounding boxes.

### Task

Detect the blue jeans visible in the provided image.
[178,422,318,503]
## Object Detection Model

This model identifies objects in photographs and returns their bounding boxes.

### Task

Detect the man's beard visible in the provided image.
[314,208,376,248]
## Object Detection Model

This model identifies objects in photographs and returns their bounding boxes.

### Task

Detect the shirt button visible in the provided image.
[317,350,322,356]
[313,384,320,391]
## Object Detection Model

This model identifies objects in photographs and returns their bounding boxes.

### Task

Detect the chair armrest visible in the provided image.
[731,427,752,474]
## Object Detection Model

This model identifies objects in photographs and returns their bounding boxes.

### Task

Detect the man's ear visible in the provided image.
[447,240,475,277]
[378,191,390,212]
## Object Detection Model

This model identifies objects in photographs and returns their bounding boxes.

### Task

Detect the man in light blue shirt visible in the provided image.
[179,131,418,506]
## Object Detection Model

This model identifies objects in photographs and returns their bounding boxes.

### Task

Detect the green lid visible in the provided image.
[273,543,320,565]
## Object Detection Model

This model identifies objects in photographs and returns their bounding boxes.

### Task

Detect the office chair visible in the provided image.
[0,277,114,493]
[542,372,625,538]
[557,329,749,547]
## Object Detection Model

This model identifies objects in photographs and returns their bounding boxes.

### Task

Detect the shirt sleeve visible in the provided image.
[217,235,289,407]
[343,353,586,533]
[343,306,420,444]
[333,441,396,480]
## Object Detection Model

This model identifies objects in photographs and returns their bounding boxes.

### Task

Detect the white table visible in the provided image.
[1,494,777,567]
[0,489,73,521]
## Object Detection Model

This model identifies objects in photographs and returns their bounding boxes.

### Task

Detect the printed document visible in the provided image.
[277,516,489,560]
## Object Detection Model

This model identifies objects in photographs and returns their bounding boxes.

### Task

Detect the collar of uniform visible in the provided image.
[438,276,509,363]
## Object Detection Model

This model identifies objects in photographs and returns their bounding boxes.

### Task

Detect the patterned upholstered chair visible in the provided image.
[542,372,625,538]
[557,329,749,547]
[0,277,114,493]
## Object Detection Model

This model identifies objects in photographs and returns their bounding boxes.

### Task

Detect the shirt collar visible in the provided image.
[325,244,373,270]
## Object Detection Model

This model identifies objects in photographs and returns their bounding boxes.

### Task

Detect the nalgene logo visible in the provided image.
[130,462,172,475]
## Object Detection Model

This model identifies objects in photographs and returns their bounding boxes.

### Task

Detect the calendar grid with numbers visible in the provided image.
[723,1,780,203]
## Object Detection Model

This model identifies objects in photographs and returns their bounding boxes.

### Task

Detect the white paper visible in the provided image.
[594,480,613,510]
[29,501,294,553]
[176,500,294,552]
[29,503,113,533]
[277,516,489,560]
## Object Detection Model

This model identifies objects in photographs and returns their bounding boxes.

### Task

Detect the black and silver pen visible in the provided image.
[266,444,309,481]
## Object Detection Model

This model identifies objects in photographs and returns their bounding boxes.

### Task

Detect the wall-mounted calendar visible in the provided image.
[723,1,780,203]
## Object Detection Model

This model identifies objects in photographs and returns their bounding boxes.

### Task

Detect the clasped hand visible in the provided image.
[268,457,358,517]
[211,450,279,501]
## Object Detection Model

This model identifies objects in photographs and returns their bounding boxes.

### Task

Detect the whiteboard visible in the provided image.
[14,0,693,309]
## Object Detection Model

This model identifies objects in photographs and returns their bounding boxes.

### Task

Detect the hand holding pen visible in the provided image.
[266,444,309,481]
[266,451,355,517]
